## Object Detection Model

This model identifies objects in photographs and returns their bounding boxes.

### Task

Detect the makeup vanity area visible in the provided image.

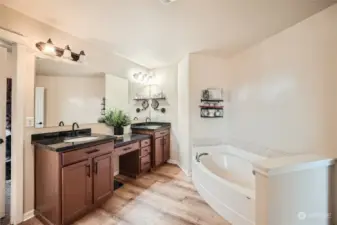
[31,58,171,225]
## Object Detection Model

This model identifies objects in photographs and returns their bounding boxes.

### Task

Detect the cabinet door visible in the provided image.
[155,137,163,166]
[62,160,92,225]
[163,134,170,162]
[93,153,114,203]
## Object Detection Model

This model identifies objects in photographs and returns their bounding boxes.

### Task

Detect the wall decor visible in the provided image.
[100,97,106,115]
[36,38,86,63]
[200,88,224,118]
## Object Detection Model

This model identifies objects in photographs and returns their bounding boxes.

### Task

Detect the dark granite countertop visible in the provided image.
[131,122,171,131]
[114,134,151,148]
[32,129,116,152]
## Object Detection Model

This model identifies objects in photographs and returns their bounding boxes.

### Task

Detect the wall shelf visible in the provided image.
[199,105,224,109]
[201,99,224,103]
[133,97,166,101]
[200,88,224,118]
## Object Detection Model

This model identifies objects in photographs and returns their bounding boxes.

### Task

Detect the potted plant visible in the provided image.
[98,109,131,135]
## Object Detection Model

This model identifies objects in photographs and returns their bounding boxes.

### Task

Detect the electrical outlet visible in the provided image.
[25,117,34,127]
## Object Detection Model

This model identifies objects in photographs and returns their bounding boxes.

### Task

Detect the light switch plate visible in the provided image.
[26,117,35,127]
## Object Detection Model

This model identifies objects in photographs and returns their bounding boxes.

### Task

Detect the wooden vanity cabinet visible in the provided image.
[61,160,92,225]
[132,128,170,168]
[119,138,152,178]
[35,142,115,225]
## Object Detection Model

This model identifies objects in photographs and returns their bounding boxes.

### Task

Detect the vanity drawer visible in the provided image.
[140,146,151,157]
[155,129,169,138]
[141,139,151,148]
[61,142,114,166]
[140,155,151,171]
[115,142,140,156]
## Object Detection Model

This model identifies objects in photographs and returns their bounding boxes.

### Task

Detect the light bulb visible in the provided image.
[42,39,56,55]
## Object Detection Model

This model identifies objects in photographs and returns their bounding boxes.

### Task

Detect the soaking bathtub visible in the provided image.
[192,144,265,225]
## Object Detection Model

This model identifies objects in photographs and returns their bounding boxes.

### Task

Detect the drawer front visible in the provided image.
[140,139,151,148]
[115,142,140,156]
[140,146,151,157]
[154,129,169,138]
[62,142,114,166]
[140,155,151,171]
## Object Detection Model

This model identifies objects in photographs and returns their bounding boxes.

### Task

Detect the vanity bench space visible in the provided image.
[116,134,152,178]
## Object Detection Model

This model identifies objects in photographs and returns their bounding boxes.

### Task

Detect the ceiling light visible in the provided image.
[160,0,177,4]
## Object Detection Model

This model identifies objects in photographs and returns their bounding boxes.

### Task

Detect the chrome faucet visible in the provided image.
[196,152,209,162]
[72,122,80,136]
[145,117,151,123]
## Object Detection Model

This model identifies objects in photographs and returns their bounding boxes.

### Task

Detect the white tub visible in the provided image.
[192,144,265,225]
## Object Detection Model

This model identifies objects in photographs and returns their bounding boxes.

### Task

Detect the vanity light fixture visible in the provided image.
[62,45,72,59]
[40,38,56,56]
[36,39,86,63]
[133,72,156,85]
[78,51,86,63]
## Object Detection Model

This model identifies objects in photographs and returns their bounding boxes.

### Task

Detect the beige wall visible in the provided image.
[226,3,337,155]
[0,5,147,80]
[36,75,105,127]
[177,55,191,173]
[0,5,147,215]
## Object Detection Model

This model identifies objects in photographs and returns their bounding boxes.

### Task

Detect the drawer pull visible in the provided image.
[86,165,91,177]
[123,147,132,151]
[94,162,98,174]
[86,149,100,154]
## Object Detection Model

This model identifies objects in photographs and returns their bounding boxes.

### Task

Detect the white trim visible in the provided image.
[23,210,35,221]
[11,44,26,225]
[167,159,179,165]
[0,28,27,225]
[253,155,336,177]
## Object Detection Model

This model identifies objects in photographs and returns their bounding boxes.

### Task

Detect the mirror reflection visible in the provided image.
[34,58,129,128]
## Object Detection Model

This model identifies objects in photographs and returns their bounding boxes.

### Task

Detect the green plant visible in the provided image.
[101,109,131,128]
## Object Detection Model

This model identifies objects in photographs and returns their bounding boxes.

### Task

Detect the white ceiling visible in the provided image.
[3,0,336,68]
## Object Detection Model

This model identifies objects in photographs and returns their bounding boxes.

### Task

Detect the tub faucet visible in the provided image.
[196,152,209,162]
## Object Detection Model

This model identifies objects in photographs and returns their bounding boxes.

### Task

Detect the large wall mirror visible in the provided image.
[34,58,129,128]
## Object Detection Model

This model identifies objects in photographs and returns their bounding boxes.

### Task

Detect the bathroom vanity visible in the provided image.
[32,123,170,225]
[131,122,171,168]
[32,129,153,225]
[32,129,116,225]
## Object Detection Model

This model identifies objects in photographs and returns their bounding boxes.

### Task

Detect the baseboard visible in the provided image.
[167,159,191,177]
[167,159,179,165]
[114,170,119,176]
[23,210,35,221]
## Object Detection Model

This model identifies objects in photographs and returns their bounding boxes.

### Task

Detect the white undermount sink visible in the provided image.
[64,136,99,143]
[144,125,162,129]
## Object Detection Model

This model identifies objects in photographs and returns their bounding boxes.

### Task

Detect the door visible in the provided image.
[163,134,170,162]
[93,153,113,203]
[0,47,7,218]
[155,137,163,166]
[62,160,92,224]
[35,87,45,128]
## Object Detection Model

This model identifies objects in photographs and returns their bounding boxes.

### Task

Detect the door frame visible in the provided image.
[0,28,30,225]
